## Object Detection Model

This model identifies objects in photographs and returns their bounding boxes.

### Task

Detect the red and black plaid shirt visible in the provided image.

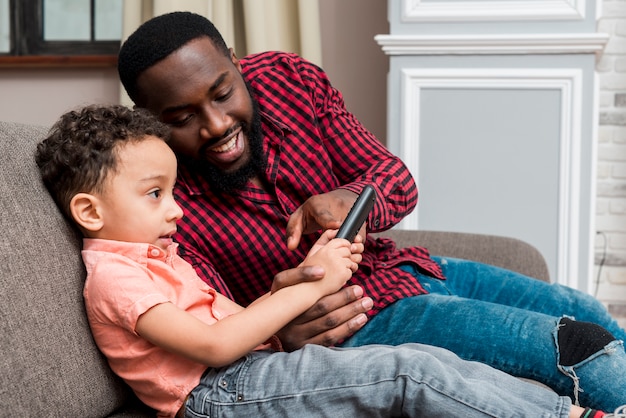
[174,51,444,314]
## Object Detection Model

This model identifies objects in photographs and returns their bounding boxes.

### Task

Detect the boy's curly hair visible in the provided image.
[35,104,170,222]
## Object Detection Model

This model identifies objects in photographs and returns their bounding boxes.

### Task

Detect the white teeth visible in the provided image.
[211,136,237,153]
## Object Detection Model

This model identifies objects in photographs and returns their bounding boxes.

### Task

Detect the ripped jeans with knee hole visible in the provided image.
[341,256,626,411]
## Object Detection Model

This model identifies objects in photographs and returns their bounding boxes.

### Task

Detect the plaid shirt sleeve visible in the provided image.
[271,53,418,232]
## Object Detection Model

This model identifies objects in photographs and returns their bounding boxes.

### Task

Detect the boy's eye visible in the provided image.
[148,190,161,199]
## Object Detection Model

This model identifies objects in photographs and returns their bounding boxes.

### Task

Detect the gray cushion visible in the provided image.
[373,229,550,282]
[0,121,148,417]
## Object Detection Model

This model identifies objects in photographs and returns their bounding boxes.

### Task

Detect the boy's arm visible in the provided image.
[137,285,322,366]
[136,233,360,367]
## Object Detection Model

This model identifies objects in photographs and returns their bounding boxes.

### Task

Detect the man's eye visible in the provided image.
[148,190,161,199]
[169,114,192,127]
[216,89,233,102]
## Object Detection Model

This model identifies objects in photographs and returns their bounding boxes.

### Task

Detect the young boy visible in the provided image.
[35,104,612,418]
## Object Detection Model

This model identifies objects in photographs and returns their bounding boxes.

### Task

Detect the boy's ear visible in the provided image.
[70,193,104,232]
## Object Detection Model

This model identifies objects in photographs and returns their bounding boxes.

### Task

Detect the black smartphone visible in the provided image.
[335,185,377,242]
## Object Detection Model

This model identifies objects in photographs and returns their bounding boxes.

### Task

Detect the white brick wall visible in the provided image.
[595,0,626,303]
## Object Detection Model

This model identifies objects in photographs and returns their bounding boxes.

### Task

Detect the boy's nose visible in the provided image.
[168,199,184,221]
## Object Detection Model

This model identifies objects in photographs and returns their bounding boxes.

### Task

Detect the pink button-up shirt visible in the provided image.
[82,238,276,417]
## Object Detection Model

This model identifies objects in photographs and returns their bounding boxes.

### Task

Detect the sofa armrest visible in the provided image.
[371,230,550,283]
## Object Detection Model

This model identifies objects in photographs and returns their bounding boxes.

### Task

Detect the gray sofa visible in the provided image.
[0,120,550,417]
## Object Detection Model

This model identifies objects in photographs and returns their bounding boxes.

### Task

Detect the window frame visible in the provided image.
[1,0,120,67]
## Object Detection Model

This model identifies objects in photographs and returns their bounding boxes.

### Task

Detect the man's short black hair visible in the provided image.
[118,11,230,104]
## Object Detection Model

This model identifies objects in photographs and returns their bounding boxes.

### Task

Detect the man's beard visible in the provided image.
[187,103,266,194]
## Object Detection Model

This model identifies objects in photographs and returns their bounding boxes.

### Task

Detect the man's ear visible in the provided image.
[229,48,242,71]
[70,193,104,232]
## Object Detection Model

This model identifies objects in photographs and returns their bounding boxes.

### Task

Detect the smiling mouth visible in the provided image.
[207,125,243,153]
[210,135,237,153]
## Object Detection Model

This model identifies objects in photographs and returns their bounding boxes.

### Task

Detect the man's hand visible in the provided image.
[270,265,326,294]
[286,189,360,250]
[276,285,373,351]
[270,235,371,351]
[280,190,374,350]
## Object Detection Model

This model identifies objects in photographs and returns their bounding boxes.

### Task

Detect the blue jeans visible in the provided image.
[341,256,626,411]
[182,343,572,417]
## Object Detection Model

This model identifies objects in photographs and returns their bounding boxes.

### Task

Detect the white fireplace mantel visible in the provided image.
[379,0,608,293]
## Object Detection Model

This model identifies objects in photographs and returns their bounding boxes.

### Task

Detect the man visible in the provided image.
[118,11,626,411]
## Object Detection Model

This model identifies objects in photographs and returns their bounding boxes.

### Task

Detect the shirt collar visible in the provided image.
[82,238,178,262]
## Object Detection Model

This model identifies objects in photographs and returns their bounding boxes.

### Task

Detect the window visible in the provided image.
[1,0,122,56]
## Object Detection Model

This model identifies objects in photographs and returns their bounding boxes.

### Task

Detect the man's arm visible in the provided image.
[286,57,418,248]
[279,58,417,349]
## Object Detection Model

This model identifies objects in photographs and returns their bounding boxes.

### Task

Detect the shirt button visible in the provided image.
[221,380,228,387]
[150,249,160,257]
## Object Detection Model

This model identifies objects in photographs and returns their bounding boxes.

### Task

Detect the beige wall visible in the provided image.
[0,67,120,127]
[0,2,388,140]
[319,0,389,144]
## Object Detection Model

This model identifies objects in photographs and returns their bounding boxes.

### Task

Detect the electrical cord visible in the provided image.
[594,230,607,299]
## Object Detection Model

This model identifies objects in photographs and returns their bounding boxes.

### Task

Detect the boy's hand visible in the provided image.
[306,228,364,269]
[300,230,361,295]
[270,231,364,293]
